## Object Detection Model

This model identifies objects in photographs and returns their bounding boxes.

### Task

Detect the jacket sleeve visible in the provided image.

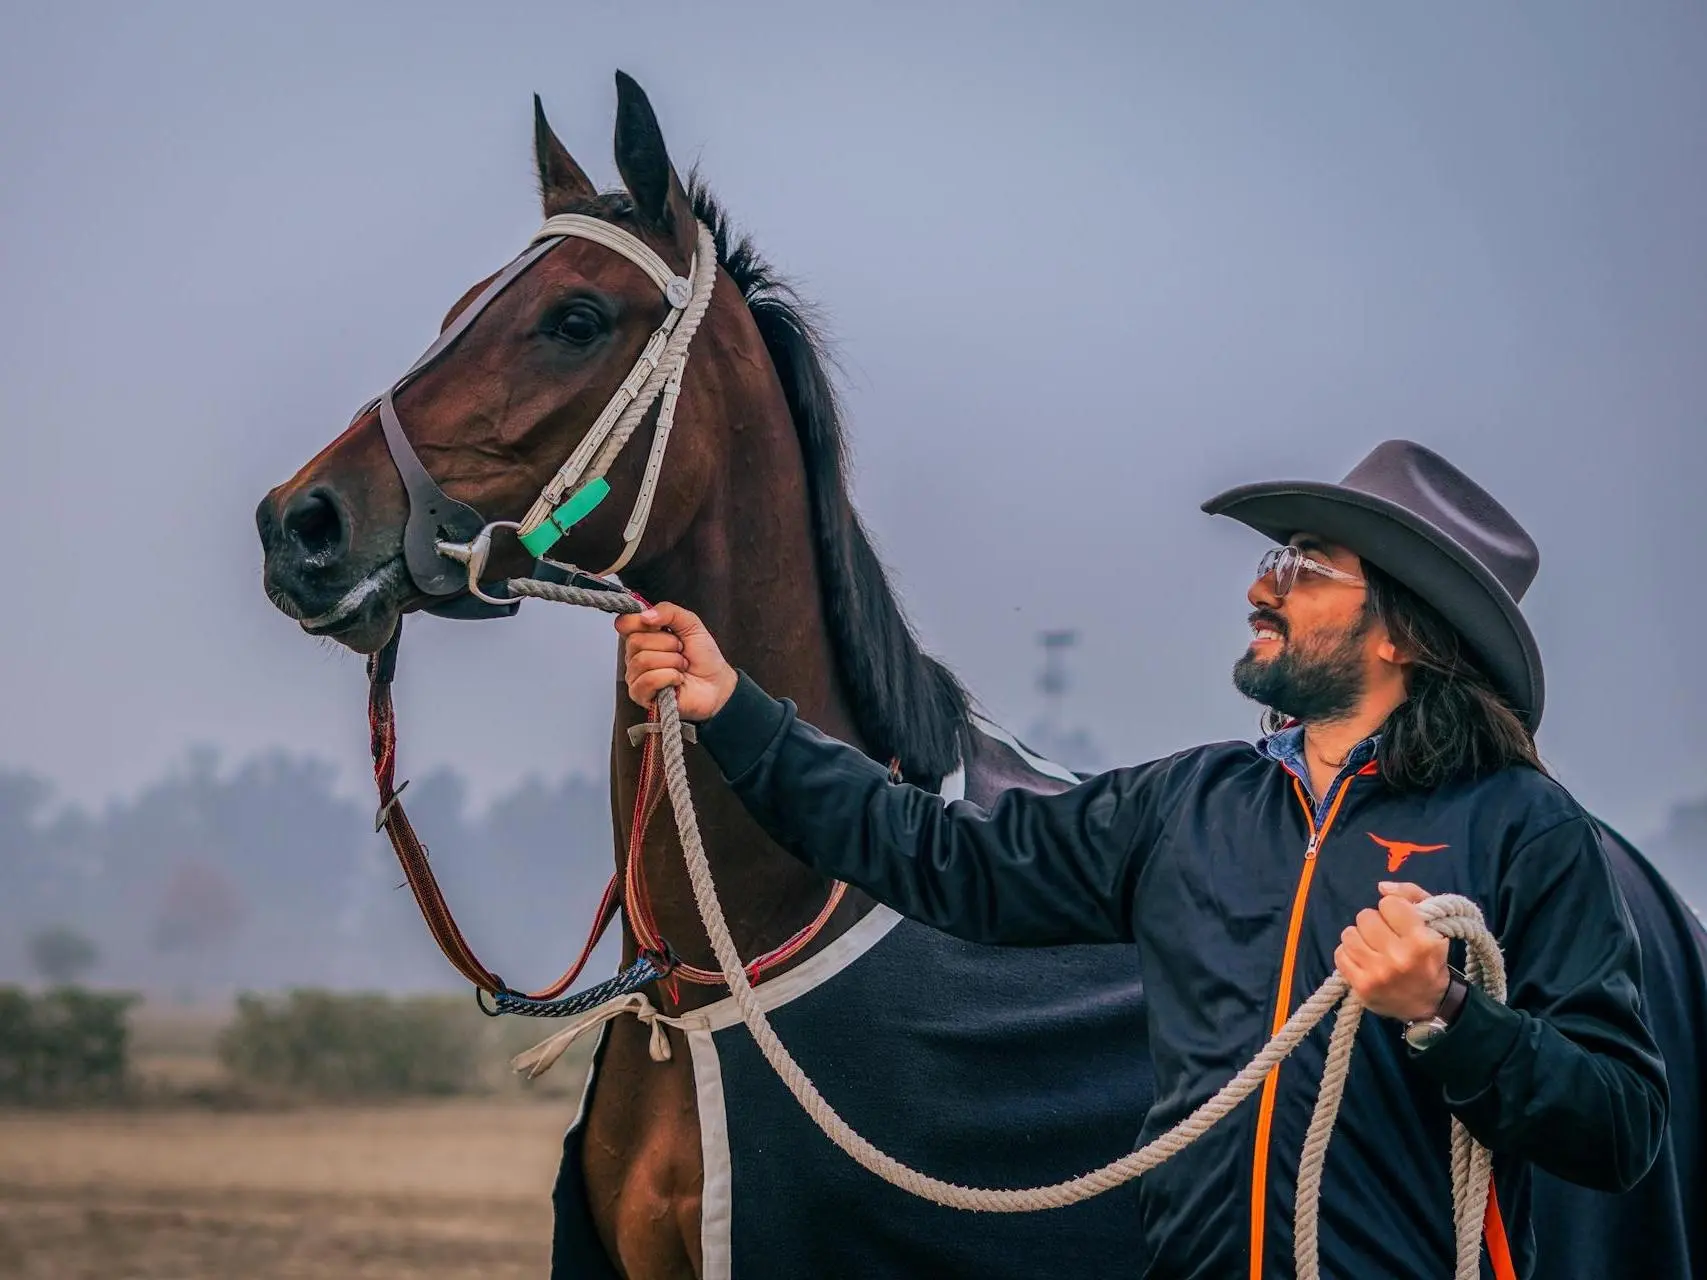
[697,672,1174,945]
[1409,813,1669,1191]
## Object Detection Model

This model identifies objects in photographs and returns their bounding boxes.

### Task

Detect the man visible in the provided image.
[617,440,1667,1279]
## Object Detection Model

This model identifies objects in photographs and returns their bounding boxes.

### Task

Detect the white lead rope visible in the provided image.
[504,577,1508,1280]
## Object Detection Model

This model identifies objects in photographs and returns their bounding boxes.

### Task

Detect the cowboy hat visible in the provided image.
[1202,439,1545,729]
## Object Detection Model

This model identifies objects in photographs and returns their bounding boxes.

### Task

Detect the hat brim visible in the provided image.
[1202,480,1545,730]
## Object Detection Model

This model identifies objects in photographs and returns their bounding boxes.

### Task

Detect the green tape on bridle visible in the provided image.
[517,478,612,558]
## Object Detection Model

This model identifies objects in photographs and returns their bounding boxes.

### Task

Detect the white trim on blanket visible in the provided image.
[970,714,1081,784]
[686,903,903,1035]
[686,750,967,1277]
[689,1025,735,1280]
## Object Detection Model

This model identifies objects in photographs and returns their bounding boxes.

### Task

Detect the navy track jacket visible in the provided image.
[698,674,1668,1280]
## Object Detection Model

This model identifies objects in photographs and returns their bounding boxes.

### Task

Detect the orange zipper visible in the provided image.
[1247,773,1358,1280]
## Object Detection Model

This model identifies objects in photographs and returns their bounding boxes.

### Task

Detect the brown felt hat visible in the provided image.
[1202,440,1545,729]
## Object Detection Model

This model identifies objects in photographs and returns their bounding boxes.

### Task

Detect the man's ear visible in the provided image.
[1373,622,1416,675]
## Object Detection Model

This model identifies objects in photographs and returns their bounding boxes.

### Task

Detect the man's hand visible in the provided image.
[1335,881,1451,1022]
[615,602,739,722]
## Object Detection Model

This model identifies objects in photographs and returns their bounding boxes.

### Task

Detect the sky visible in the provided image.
[1,1,1703,840]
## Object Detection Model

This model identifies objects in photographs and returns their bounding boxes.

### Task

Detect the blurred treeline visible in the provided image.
[0,985,591,1105]
[2,748,618,1000]
[4,749,1702,1007]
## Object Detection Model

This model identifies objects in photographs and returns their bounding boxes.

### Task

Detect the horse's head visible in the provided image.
[257,73,732,653]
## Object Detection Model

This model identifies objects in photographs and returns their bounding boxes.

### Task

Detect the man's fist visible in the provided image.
[1335,881,1451,1022]
[615,602,739,722]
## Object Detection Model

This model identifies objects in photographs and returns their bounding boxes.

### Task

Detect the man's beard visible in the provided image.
[1233,611,1371,725]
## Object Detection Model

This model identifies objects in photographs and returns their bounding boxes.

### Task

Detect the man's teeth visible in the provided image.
[1252,628,1283,642]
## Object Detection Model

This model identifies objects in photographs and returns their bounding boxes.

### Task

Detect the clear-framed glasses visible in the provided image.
[1257,545,1365,597]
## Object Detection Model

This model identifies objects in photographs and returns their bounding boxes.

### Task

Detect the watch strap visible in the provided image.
[1435,966,1470,1026]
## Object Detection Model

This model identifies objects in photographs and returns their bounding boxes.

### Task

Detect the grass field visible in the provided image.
[0,1099,574,1279]
[0,1001,591,1279]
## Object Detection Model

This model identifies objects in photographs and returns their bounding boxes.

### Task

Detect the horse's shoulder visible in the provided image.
[959,718,1078,807]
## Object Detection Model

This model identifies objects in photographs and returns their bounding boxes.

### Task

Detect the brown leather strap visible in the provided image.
[368,238,561,598]
[367,627,621,999]
[1437,965,1471,1025]
[365,624,845,1002]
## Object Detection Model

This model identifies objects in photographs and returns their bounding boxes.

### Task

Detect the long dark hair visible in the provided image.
[1363,563,1546,791]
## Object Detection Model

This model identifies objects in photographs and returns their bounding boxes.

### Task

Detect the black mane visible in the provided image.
[689,179,971,785]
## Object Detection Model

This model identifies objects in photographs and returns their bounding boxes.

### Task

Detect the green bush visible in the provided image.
[217,990,497,1098]
[0,986,138,1103]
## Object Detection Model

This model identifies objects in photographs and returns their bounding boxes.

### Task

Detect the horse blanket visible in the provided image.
[550,719,1154,1278]
[1529,824,1707,1279]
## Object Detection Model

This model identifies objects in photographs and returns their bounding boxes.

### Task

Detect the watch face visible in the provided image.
[1404,1017,1448,1051]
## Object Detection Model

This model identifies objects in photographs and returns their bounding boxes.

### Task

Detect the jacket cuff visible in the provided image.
[699,671,792,783]
[1409,985,1524,1096]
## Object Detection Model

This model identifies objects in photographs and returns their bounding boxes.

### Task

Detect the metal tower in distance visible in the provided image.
[1029,629,1103,775]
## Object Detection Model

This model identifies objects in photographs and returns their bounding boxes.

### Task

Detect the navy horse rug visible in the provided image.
[551,719,1154,1278]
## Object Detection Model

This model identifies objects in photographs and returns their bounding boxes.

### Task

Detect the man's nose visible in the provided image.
[1248,572,1283,611]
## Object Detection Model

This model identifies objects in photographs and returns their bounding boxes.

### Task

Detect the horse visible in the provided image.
[257,73,1705,1279]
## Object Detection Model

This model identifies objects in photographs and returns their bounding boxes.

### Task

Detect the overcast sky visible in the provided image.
[2,2,1702,840]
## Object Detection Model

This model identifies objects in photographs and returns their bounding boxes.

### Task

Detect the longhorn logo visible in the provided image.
[1367,832,1449,873]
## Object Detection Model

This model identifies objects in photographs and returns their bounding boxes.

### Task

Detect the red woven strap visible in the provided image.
[623,708,848,990]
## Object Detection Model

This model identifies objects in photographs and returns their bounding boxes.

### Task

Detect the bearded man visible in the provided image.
[616,439,1666,1279]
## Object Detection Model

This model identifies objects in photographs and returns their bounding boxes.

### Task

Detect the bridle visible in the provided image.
[352,213,716,616]
[355,212,845,1014]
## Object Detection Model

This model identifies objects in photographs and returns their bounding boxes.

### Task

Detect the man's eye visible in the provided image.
[551,305,604,345]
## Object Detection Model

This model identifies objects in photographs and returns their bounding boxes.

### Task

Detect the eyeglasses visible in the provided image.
[1257,545,1365,597]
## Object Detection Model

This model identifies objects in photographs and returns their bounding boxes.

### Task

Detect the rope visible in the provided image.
[489,950,670,1019]
[512,992,688,1077]
[505,574,1508,1276]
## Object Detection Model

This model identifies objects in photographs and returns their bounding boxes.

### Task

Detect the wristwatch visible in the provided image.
[1403,966,1470,1051]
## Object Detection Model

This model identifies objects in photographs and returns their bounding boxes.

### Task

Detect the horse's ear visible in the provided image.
[612,71,696,258]
[534,94,596,217]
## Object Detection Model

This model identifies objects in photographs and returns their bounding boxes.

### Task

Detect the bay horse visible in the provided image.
[257,73,1706,1279]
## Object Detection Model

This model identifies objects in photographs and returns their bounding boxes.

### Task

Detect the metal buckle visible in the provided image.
[434,520,524,607]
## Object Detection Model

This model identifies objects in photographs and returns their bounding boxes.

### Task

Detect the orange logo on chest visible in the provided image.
[1367,832,1449,873]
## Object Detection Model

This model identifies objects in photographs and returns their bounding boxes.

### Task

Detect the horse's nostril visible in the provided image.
[282,488,347,564]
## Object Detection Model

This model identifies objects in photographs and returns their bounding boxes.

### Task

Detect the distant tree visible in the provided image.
[150,859,246,955]
[1662,798,1707,850]
[27,924,98,986]
[1650,797,1707,911]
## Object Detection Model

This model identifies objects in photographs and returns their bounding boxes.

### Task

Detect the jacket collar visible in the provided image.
[1258,724,1381,810]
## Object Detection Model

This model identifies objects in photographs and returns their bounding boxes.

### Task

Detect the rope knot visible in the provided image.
[510,991,684,1078]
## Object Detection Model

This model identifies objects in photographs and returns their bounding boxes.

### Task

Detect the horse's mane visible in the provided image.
[687,178,971,785]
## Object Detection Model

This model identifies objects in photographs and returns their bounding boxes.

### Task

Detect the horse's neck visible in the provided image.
[611,392,870,1012]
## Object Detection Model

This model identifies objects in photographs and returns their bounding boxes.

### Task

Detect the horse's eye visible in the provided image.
[551,303,605,345]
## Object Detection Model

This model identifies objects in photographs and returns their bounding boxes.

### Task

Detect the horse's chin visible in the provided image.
[291,557,413,654]
[301,604,400,655]
[315,612,400,655]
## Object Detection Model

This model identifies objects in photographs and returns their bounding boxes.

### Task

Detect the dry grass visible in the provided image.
[0,1099,577,1279]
